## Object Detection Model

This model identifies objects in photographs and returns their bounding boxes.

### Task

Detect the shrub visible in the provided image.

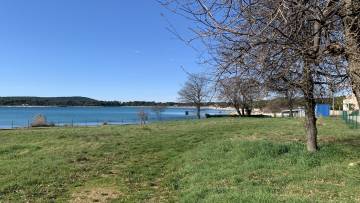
[31,114,54,127]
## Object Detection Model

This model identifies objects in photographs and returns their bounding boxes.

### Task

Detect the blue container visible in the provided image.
[316,104,330,117]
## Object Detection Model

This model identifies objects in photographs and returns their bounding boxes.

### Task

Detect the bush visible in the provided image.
[31,114,54,127]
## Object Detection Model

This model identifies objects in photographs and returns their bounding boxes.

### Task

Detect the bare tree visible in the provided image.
[178,74,211,119]
[326,75,348,111]
[251,1,349,152]
[266,78,301,118]
[151,104,167,120]
[218,77,244,116]
[138,110,148,126]
[271,89,299,118]
[263,99,284,117]
[31,114,48,127]
[161,0,349,152]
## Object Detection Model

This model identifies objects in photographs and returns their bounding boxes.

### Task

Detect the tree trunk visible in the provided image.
[285,91,294,117]
[344,0,360,108]
[301,13,321,152]
[332,91,335,111]
[350,68,360,108]
[303,67,318,152]
[246,108,252,116]
[346,38,360,108]
[241,107,245,116]
[196,105,201,119]
[235,106,242,116]
[304,98,318,152]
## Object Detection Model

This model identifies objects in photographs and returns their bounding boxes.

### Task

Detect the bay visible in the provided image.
[0,106,228,129]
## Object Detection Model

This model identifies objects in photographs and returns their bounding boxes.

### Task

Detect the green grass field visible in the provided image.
[0,118,359,202]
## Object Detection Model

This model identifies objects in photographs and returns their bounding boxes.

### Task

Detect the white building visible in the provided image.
[343,94,359,111]
[281,108,305,117]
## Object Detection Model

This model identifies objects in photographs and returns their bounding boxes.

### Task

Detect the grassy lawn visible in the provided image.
[0,118,359,202]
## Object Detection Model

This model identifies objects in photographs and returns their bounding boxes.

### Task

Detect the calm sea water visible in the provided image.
[0,106,228,129]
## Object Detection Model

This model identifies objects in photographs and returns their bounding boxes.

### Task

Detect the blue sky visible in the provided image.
[0,0,203,102]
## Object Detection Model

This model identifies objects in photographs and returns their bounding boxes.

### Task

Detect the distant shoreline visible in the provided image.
[0,105,234,111]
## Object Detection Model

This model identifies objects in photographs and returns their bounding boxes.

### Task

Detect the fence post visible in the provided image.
[355,116,357,129]
[356,116,358,129]
[353,115,355,129]
[345,114,347,123]
[354,116,356,129]
[345,112,347,123]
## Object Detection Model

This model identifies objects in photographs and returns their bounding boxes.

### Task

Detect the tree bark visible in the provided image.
[286,91,294,118]
[196,105,201,119]
[303,67,318,152]
[304,98,318,152]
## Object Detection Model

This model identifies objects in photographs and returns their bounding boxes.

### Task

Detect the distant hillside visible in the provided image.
[0,97,112,106]
[0,97,186,107]
[0,96,346,109]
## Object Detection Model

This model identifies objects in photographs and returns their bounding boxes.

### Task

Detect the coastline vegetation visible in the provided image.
[0,96,346,110]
